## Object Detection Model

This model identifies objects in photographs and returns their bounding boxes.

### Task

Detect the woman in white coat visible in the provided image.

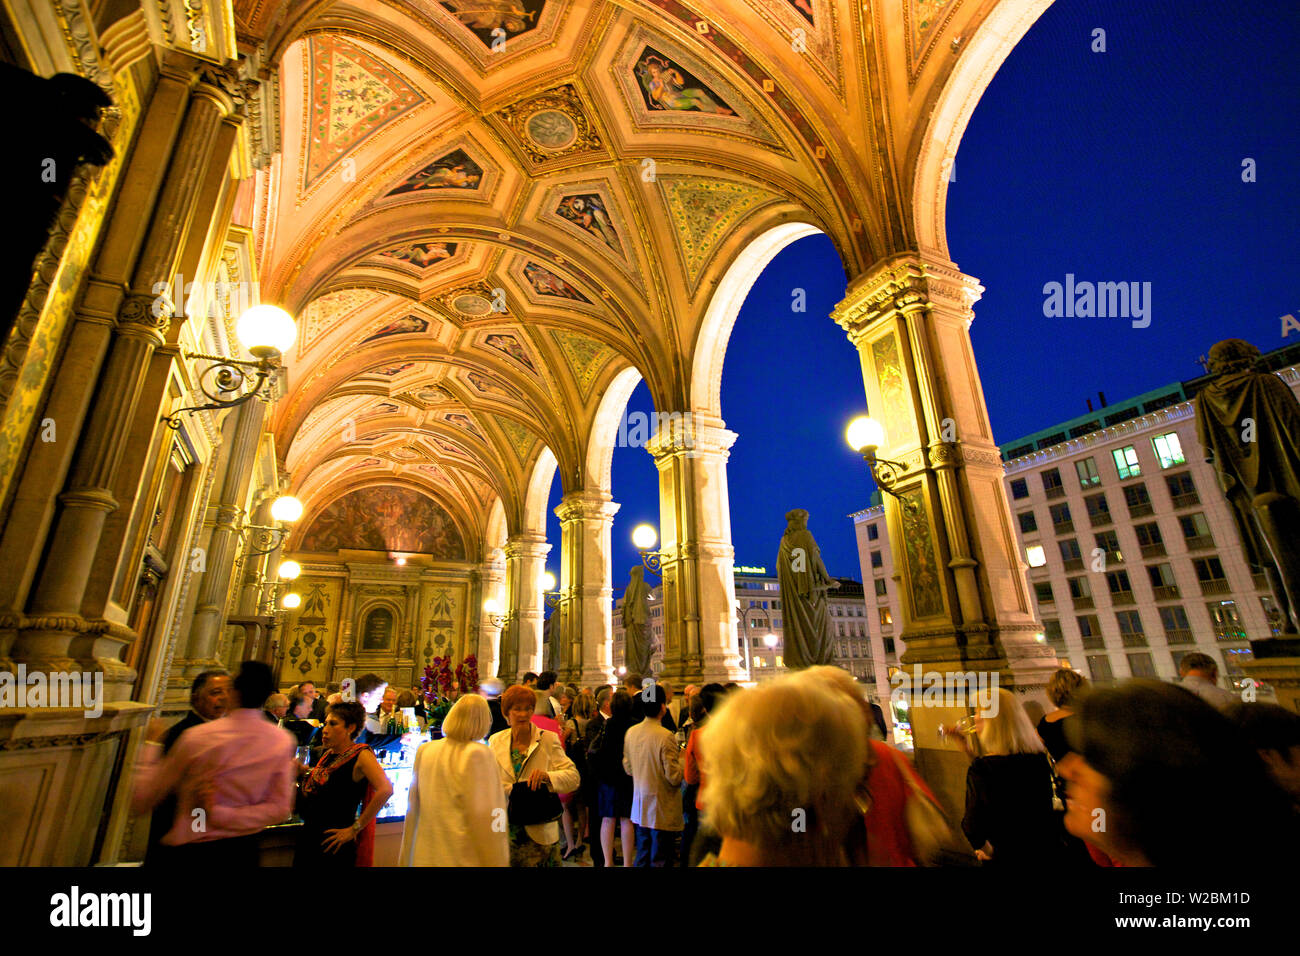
[489,684,581,866]
[399,695,508,866]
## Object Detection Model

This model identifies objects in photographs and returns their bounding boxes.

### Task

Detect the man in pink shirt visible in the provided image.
[133,661,295,866]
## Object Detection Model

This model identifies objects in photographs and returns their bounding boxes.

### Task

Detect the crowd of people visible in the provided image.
[130,657,1300,867]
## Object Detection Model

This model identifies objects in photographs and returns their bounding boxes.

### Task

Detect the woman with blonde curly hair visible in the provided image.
[695,674,867,866]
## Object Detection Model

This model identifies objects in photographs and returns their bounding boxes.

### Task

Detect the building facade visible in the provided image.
[853,346,1300,711]
[609,569,877,689]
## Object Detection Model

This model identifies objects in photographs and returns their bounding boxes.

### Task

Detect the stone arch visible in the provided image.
[522,445,558,538]
[912,0,1054,259]
[690,221,823,420]
[584,364,644,491]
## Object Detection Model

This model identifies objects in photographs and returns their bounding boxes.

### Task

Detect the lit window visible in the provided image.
[1026,545,1046,567]
[1152,432,1185,469]
[1112,446,1141,480]
[879,607,893,627]
[1075,457,1101,488]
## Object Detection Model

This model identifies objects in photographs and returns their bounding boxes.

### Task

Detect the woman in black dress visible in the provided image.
[592,689,637,867]
[294,701,393,868]
[1036,668,1089,762]
[948,688,1091,868]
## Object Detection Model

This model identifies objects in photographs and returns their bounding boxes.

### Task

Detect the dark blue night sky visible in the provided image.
[549,0,1300,598]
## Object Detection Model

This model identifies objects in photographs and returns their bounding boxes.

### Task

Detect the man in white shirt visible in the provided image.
[623,683,683,866]
[1178,652,1237,711]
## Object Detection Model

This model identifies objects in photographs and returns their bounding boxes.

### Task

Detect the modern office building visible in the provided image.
[853,342,1300,708]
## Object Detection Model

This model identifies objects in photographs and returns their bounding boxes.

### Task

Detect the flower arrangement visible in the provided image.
[455,655,480,696]
[420,657,456,733]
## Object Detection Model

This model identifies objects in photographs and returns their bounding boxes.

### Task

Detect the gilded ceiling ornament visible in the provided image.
[302,35,424,189]
[549,328,615,402]
[492,415,537,462]
[493,84,604,166]
[658,176,782,287]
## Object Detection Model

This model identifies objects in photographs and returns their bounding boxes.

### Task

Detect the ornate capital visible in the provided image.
[554,491,619,524]
[194,63,246,118]
[504,534,550,562]
[644,415,738,462]
[833,253,983,341]
[118,291,173,335]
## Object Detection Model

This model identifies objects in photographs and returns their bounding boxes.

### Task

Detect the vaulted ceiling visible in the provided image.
[233,0,1046,556]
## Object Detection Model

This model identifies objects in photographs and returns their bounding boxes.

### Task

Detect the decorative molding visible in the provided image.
[0,729,129,751]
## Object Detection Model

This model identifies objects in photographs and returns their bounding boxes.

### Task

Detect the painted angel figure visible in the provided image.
[636,56,734,115]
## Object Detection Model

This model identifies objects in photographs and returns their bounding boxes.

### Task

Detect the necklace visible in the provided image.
[304,743,361,795]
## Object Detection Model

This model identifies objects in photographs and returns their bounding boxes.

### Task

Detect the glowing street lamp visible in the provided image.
[632,523,663,573]
[540,570,560,608]
[163,305,298,428]
[846,414,917,511]
[277,560,302,581]
[281,592,302,610]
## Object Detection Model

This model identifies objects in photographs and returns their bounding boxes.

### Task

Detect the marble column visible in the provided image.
[646,419,748,687]
[236,496,276,617]
[477,553,506,679]
[831,252,1059,815]
[17,67,243,700]
[555,490,619,688]
[179,399,266,677]
[502,533,549,683]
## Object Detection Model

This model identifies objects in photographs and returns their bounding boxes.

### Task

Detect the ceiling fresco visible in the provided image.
[240,0,1022,552]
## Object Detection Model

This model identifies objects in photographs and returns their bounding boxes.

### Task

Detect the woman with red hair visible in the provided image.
[489,684,580,866]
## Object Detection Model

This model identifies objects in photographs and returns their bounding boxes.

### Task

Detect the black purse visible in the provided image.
[507,743,563,826]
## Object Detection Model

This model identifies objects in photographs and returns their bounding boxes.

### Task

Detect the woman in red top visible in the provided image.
[800,666,941,866]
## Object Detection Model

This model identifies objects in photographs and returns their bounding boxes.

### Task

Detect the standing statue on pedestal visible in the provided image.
[623,566,654,676]
[777,509,840,669]
[1194,339,1300,635]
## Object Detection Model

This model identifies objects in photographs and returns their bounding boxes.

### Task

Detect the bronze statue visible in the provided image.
[1194,339,1300,634]
[622,566,654,676]
[776,509,839,669]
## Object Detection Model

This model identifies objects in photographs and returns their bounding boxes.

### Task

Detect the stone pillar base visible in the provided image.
[0,702,153,865]
[2,612,139,703]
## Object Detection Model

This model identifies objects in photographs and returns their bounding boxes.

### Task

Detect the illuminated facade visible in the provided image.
[610,570,876,688]
[854,346,1300,703]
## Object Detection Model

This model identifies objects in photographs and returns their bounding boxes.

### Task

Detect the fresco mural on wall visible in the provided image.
[386,149,483,195]
[362,314,429,342]
[634,48,734,115]
[299,486,466,557]
[377,241,456,268]
[522,262,590,302]
[555,194,621,251]
[440,0,545,47]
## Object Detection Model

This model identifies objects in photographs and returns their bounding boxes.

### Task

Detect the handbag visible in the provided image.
[507,739,563,826]
[890,747,978,866]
